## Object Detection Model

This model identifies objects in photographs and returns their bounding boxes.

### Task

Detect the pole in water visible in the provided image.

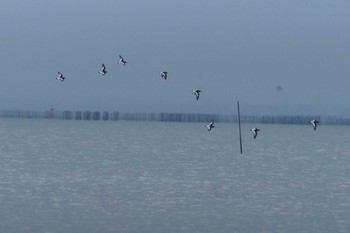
[237,101,243,154]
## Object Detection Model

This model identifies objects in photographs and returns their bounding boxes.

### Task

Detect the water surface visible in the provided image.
[0,119,349,233]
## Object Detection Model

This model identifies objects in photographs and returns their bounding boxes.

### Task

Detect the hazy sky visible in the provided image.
[1,0,350,116]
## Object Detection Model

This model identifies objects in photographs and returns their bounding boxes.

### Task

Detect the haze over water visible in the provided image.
[1,1,350,115]
[0,119,349,233]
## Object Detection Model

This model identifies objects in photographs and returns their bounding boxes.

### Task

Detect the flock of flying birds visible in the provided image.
[56,54,320,140]
[246,119,319,140]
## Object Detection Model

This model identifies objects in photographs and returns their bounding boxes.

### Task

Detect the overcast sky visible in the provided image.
[1,0,350,116]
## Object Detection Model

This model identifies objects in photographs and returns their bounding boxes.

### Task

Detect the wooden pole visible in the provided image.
[237,101,243,154]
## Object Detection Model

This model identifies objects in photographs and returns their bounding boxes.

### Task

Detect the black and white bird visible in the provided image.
[56,72,65,82]
[206,120,215,131]
[311,120,319,131]
[251,128,260,139]
[193,90,201,100]
[160,71,168,80]
[118,55,127,65]
[99,64,107,75]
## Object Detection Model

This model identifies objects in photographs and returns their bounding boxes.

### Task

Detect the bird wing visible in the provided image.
[311,121,316,129]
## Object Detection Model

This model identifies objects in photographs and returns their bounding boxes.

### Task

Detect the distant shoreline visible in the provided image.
[0,110,349,125]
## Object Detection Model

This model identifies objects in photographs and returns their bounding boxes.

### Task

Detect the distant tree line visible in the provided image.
[0,110,349,125]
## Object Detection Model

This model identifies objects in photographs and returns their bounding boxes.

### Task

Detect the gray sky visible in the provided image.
[1,0,350,116]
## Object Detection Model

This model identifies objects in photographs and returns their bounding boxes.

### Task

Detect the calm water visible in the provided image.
[0,119,350,233]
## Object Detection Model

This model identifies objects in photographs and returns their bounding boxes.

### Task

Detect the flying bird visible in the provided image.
[118,55,127,65]
[193,90,201,100]
[56,72,65,82]
[99,64,107,75]
[251,128,260,139]
[311,120,319,130]
[160,71,168,80]
[206,120,215,131]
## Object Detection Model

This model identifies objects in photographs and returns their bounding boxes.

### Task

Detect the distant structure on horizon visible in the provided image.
[48,107,55,119]
[0,109,349,125]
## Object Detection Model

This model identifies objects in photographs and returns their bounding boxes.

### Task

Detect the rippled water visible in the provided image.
[0,119,349,233]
